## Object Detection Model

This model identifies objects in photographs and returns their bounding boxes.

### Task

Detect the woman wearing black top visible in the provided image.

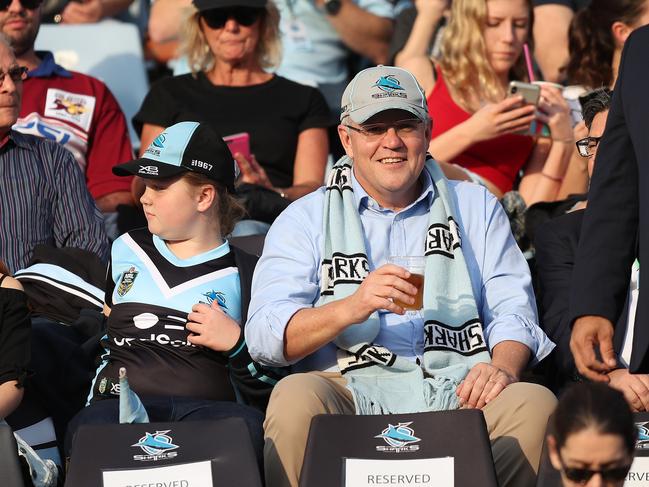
[134,0,330,219]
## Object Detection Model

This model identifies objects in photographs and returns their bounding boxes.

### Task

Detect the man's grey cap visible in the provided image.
[340,65,429,123]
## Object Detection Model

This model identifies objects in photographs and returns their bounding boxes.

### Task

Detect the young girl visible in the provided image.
[65,121,284,463]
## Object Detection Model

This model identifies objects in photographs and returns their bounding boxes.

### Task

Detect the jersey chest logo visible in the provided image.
[202,290,228,310]
[117,267,139,297]
[44,88,96,132]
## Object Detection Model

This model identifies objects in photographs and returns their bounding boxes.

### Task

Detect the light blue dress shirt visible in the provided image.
[246,166,555,372]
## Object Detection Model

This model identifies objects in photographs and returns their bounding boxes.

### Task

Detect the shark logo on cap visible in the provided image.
[152,134,166,149]
[373,75,405,94]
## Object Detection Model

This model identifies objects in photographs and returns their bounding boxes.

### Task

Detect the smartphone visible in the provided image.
[507,81,541,106]
[223,132,251,161]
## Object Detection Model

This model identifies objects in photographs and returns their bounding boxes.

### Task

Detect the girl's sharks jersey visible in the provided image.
[91,228,243,402]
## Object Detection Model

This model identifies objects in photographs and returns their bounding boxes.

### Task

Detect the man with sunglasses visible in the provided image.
[246,66,556,487]
[0,0,134,216]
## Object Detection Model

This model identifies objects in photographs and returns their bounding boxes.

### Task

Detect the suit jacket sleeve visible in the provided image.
[568,33,639,326]
[534,217,578,380]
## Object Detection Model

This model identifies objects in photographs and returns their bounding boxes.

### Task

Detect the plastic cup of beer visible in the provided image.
[387,256,425,311]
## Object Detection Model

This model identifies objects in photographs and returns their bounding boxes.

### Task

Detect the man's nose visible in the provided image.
[381,126,406,149]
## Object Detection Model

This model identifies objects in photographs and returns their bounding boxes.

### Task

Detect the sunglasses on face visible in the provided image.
[0,65,28,85]
[0,0,43,10]
[562,465,631,483]
[201,7,263,29]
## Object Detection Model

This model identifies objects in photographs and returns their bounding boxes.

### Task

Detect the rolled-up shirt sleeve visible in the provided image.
[478,192,555,365]
[246,192,324,366]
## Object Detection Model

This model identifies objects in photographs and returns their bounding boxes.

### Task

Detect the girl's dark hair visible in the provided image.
[181,171,247,237]
[0,260,9,275]
[566,0,647,88]
[552,382,637,454]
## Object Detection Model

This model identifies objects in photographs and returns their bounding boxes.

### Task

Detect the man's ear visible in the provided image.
[196,184,217,212]
[424,119,432,148]
[611,21,633,47]
[337,124,355,159]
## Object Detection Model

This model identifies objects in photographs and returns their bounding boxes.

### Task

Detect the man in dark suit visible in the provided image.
[536,90,649,409]
[569,25,649,380]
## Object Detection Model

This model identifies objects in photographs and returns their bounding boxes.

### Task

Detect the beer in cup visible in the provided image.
[387,256,425,311]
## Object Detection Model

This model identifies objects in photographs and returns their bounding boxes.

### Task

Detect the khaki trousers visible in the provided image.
[263,372,557,487]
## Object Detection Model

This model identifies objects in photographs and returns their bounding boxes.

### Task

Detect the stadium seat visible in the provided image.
[0,423,27,487]
[65,418,262,487]
[230,234,267,257]
[299,409,498,487]
[34,20,149,147]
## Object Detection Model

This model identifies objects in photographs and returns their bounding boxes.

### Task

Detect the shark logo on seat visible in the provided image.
[375,422,421,452]
[636,422,649,449]
[132,430,180,461]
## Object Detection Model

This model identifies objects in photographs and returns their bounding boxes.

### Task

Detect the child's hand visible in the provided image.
[186,301,241,352]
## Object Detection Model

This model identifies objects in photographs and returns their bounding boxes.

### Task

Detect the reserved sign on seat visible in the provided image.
[344,457,454,487]
[103,460,213,487]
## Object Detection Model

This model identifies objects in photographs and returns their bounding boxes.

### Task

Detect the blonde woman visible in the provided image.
[400,0,574,205]
[134,0,330,221]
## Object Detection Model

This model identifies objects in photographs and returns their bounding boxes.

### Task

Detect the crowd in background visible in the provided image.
[0,0,648,485]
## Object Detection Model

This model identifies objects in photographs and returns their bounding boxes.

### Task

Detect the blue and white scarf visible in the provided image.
[318,156,492,414]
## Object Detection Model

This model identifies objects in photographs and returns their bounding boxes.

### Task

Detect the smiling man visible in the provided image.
[245,66,557,487]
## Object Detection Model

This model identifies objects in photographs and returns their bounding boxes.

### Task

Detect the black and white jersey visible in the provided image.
[90,228,242,402]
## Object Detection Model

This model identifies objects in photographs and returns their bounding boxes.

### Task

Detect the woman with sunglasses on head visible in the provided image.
[399,0,575,206]
[548,382,636,487]
[134,0,330,224]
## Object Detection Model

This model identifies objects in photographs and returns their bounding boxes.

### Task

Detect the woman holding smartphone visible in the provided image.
[134,0,330,223]
[400,0,574,206]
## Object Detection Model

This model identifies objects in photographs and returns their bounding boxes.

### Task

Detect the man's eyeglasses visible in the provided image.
[0,0,43,10]
[0,66,28,86]
[201,7,264,29]
[345,119,423,140]
[576,136,602,158]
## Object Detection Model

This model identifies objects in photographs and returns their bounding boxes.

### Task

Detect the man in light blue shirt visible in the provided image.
[246,66,556,487]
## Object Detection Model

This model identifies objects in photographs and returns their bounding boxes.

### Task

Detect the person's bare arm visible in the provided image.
[139,124,165,157]
[0,381,23,419]
[317,0,393,64]
[284,265,417,361]
[149,0,193,43]
[283,127,329,200]
[428,97,535,162]
[95,191,134,212]
[62,0,134,23]
[518,87,574,205]
[394,0,447,67]
[457,340,530,409]
[533,4,573,83]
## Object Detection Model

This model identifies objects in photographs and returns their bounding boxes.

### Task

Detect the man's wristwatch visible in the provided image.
[324,0,342,15]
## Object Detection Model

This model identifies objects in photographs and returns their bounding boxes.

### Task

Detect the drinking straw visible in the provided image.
[523,43,535,82]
